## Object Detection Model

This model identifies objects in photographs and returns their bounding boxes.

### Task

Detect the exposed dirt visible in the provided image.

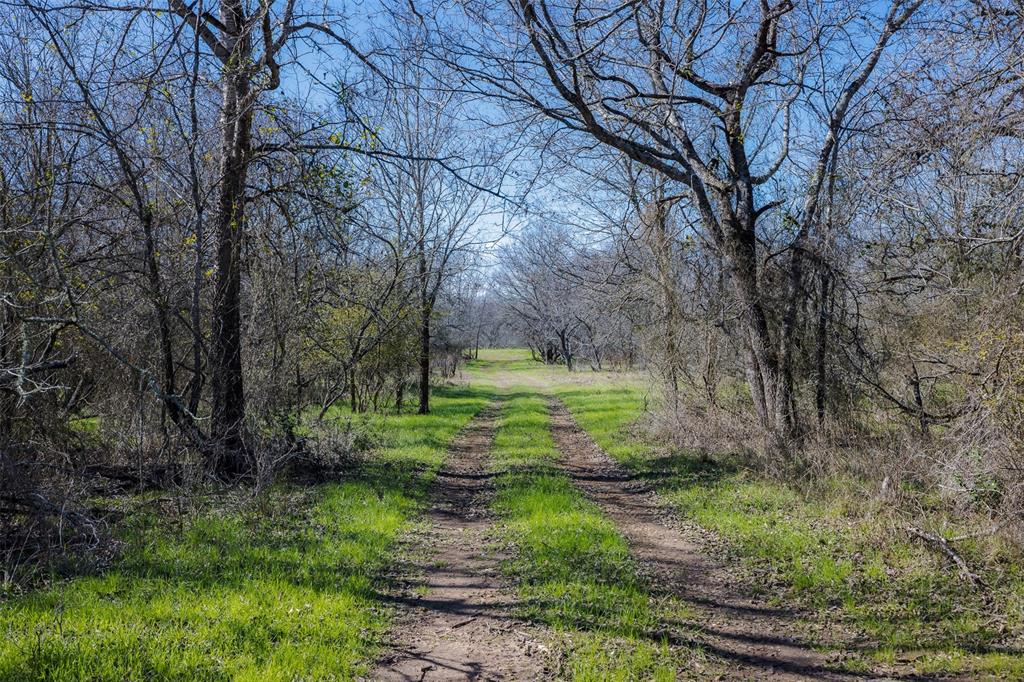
[546,398,881,681]
[367,405,552,681]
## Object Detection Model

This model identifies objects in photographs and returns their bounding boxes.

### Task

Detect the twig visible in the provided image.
[905,525,987,588]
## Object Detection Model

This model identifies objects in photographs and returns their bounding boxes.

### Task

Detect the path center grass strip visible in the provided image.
[552,382,1024,678]
[0,385,491,682]
[488,391,694,681]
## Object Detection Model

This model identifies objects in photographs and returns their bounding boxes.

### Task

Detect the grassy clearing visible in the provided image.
[550,378,1024,677]
[0,385,490,682]
[465,348,646,393]
[467,347,541,368]
[488,390,701,680]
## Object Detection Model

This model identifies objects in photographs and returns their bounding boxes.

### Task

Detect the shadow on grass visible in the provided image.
[628,449,742,487]
[0,384,495,681]
[617,448,1024,669]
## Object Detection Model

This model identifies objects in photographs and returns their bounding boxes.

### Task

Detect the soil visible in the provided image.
[368,395,925,681]
[367,405,553,681]
[546,398,874,681]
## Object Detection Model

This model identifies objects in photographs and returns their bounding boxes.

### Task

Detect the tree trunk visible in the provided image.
[647,199,681,407]
[349,368,357,413]
[141,209,182,434]
[0,306,14,437]
[558,329,573,372]
[909,363,930,437]
[776,223,808,443]
[721,220,795,456]
[418,310,430,414]
[815,270,831,427]
[186,26,206,419]
[208,4,252,476]
[416,207,432,414]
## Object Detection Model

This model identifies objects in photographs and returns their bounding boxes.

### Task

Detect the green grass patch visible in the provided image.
[552,386,654,463]
[489,391,698,680]
[466,347,549,376]
[67,415,100,434]
[0,385,491,681]
[552,380,1024,677]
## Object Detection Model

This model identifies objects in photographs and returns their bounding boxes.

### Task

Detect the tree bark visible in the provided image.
[720,217,795,456]
[558,328,573,371]
[208,0,252,476]
[418,309,430,414]
[647,198,681,406]
[909,363,930,437]
[141,208,186,435]
[815,269,831,427]
[350,368,357,413]
[777,221,807,443]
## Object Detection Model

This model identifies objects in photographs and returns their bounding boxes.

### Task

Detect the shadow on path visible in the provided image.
[547,398,931,682]
[366,405,552,681]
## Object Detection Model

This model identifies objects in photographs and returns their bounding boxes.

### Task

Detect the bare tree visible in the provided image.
[368,46,502,413]
[443,0,925,457]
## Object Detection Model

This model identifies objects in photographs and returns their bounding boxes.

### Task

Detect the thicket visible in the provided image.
[485,0,1024,558]
[0,5,493,582]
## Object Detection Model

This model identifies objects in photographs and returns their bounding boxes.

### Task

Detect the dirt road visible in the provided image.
[368,406,552,681]
[547,398,864,681]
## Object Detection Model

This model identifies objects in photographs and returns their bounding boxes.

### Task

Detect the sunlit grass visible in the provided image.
[489,390,696,680]
[552,376,1024,677]
[0,385,491,681]
[12,347,1023,680]
[474,347,536,363]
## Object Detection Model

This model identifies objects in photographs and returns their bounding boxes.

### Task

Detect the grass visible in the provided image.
[10,347,1023,679]
[467,347,541,368]
[546,367,1024,678]
[486,389,703,680]
[0,384,490,681]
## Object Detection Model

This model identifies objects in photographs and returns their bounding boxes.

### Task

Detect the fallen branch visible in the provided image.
[905,525,986,588]
[82,463,181,491]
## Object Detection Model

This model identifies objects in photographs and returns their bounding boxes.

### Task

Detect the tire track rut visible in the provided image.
[547,398,872,681]
[368,405,551,681]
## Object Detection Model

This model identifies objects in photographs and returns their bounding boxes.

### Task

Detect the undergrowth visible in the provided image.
[552,378,1024,677]
[0,385,490,681]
